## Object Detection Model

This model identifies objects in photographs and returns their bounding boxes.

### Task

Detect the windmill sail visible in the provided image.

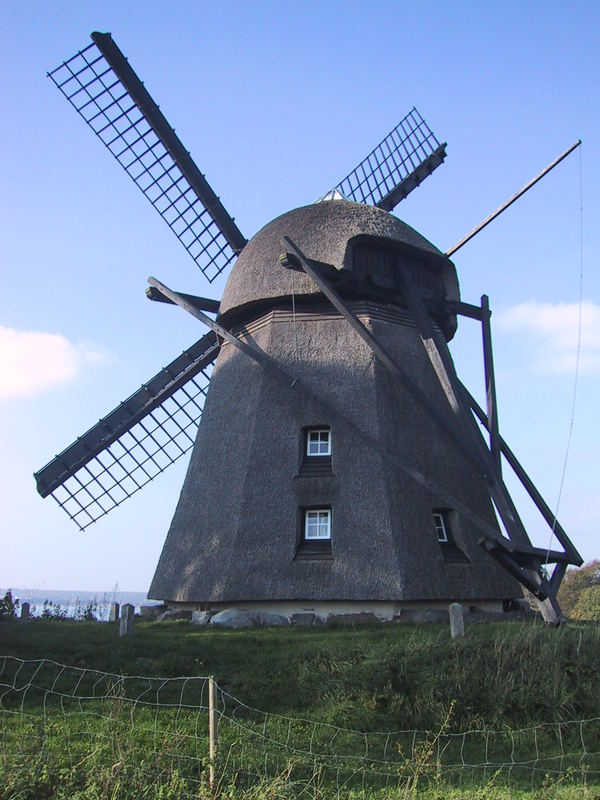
[335,107,446,211]
[34,333,220,530]
[48,32,246,282]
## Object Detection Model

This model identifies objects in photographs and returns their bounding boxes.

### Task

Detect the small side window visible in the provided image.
[433,511,449,543]
[433,510,471,564]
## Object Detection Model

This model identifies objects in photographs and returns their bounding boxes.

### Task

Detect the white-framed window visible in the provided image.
[306,428,331,457]
[433,512,448,543]
[304,509,331,540]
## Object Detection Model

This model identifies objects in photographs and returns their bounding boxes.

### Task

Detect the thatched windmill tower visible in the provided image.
[148,200,520,620]
[35,32,581,624]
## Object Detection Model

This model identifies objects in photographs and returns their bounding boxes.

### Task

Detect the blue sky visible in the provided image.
[1,1,598,593]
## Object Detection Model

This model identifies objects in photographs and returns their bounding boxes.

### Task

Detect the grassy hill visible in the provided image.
[1,618,600,798]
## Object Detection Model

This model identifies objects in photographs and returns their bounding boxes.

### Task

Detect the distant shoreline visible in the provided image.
[1,587,162,620]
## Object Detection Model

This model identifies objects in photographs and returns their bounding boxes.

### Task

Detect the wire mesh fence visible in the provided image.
[1,656,599,797]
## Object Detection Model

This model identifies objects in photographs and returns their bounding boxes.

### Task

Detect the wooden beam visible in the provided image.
[481,295,501,474]
[394,266,564,622]
[464,386,582,566]
[146,286,220,313]
[550,561,568,593]
[147,277,277,374]
[445,140,582,257]
[445,300,484,321]
[92,33,247,254]
[395,263,532,549]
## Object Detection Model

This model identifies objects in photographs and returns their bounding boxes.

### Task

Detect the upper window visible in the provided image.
[305,509,331,540]
[306,428,331,457]
[433,511,449,543]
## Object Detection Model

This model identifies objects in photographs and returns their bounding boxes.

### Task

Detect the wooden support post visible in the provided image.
[550,561,568,593]
[395,266,563,623]
[464,387,582,567]
[208,675,218,790]
[395,263,532,549]
[480,295,501,474]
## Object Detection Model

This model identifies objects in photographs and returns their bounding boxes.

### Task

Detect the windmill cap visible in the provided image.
[219,200,458,320]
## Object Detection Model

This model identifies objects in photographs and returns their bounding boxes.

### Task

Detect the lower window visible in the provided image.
[295,507,333,560]
[305,509,331,540]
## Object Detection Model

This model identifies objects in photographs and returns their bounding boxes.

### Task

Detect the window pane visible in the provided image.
[305,509,331,539]
[433,513,447,542]
[307,429,331,457]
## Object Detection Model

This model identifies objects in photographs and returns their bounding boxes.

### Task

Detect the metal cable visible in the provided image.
[545,144,584,566]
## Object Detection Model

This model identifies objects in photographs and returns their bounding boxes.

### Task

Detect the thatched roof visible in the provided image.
[219,200,459,320]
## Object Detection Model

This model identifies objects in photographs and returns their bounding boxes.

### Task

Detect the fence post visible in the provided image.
[119,603,134,637]
[449,602,465,639]
[208,675,218,789]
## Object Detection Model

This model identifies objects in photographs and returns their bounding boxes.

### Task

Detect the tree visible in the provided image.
[558,561,600,619]
[0,590,18,620]
[572,585,600,621]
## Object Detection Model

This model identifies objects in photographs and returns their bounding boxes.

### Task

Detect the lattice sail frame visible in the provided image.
[34,334,220,530]
[48,34,245,282]
[335,107,446,211]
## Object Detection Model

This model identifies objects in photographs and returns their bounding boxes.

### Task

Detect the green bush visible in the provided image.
[558,561,600,618]
[0,589,18,620]
[572,585,600,620]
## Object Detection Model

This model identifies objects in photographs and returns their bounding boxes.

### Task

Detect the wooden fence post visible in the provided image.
[208,675,218,789]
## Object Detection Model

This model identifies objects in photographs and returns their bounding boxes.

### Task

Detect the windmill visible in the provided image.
[35,32,582,625]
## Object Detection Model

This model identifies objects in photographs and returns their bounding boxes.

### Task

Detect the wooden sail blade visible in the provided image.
[334,107,446,210]
[34,333,220,530]
[48,32,247,282]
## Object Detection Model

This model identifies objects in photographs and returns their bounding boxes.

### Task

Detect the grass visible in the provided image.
[1,617,600,797]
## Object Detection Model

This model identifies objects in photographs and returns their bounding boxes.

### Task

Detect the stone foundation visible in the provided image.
[164,598,509,625]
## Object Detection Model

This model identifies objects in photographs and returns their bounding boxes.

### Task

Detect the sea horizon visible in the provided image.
[1,587,162,620]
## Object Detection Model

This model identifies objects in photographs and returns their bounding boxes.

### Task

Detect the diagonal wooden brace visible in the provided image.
[396,267,565,621]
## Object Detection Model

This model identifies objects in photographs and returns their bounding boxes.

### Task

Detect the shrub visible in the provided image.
[558,561,600,618]
[572,584,600,621]
[74,599,99,622]
[41,599,68,621]
[0,590,18,620]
